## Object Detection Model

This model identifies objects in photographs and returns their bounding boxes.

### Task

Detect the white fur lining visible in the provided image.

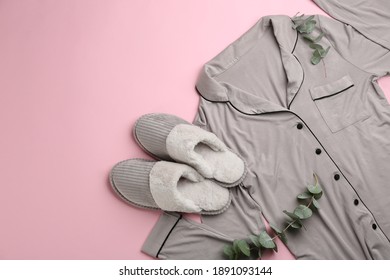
[166,124,245,184]
[149,161,229,213]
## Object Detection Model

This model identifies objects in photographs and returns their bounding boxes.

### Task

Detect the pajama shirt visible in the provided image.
[141,3,390,259]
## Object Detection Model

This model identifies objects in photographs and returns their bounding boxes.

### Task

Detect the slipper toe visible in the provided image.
[109,159,159,209]
[133,113,188,161]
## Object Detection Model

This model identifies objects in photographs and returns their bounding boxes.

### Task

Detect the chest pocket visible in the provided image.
[310,75,369,133]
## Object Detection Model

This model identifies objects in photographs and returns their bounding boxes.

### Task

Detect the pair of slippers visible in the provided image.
[109,113,247,215]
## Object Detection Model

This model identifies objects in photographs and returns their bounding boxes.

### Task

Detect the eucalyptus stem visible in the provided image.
[271,197,314,241]
[271,221,293,241]
[282,220,296,233]
[223,172,324,260]
[307,197,314,208]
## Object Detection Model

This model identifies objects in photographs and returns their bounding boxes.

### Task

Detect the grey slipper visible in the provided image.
[109,158,232,215]
[133,113,247,188]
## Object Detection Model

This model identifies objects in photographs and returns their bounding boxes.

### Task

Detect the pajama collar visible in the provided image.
[195,15,304,115]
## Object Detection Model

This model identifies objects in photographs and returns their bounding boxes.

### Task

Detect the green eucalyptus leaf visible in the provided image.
[233,239,240,253]
[297,22,315,34]
[314,191,323,200]
[258,231,276,249]
[283,210,300,220]
[297,192,312,200]
[278,231,288,245]
[294,205,313,219]
[237,240,251,257]
[307,183,322,194]
[311,54,321,65]
[297,24,308,33]
[309,43,324,50]
[312,198,320,209]
[269,223,282,234]
[303,15,315,24]
[295,15,315,29]
[223,245,235,259]
[249,234,261,247]
[248,247,260,260]
[301,21,316,34]
[292,14,305,29]
[273,241,278,253]
[313,49,322,57]
[290,220,303,229]
[303,34,315,42]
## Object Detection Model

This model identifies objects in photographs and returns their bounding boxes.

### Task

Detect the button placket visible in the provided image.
[292,115,389,248]
[330,170,381,236]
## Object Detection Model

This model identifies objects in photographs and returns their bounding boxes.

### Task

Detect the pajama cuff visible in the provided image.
[141,211,182,258]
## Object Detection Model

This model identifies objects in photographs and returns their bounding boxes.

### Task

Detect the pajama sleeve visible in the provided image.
[313,0,390,50]
[316,10,390,77]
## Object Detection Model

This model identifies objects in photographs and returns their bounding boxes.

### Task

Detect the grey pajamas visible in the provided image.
[142,1,390,259]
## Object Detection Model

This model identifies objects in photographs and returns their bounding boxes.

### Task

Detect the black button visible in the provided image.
[297,123,303,130]
[334,174,340,181]
[354,199,359,206]
[315,148,322,155]
[372,224,377,230]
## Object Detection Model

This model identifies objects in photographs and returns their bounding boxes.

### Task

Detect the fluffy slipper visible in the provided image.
[133,113,247,187]
[109,159,231,215]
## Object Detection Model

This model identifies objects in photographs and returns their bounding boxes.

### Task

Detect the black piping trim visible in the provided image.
[195,86,229,104]
[286,27,304,110]
[292,29,299,53]
[198,92,390,243]
[198,93,228,104]
[313,85,354,101]
[156,214,182,257]
[287,53,305,109]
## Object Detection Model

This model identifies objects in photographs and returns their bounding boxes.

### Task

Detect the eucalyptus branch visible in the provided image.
[223,173,324,260]
[291,13,330,66]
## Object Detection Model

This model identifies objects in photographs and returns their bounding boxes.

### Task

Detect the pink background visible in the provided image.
[1,0,389,260]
